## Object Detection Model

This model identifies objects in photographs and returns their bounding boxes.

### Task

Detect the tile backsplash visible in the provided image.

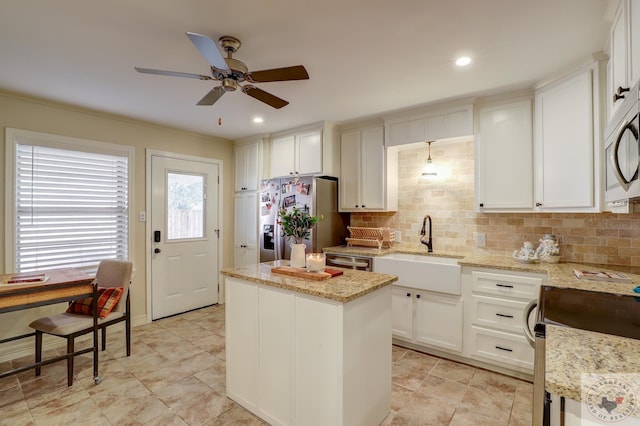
[349,139,640,267]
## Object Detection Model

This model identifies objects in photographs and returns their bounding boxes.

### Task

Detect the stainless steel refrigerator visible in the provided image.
[259,176,349,262]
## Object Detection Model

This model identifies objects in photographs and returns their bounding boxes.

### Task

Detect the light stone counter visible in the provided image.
[323,244,640,296]
[220,260,397,303]
[546,324,640,401]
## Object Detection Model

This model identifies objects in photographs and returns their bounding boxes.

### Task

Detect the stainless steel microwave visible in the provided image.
[604,80,640,205]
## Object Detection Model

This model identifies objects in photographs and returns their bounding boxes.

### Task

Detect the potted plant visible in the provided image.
[278,207,317,267]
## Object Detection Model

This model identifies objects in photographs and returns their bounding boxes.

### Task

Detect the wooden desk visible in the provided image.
[0,268,100,385]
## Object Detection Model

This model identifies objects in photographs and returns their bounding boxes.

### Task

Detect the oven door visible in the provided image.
[605,107,640,203]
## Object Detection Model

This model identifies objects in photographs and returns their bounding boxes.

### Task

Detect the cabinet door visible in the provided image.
[258,286,294,426]
[535,69,594,210]
[391,286,414,340]
[629,0,640,88]
[270,135,295,178]
[225,278,259,410]
[386,118,426,147]
[610,1,628,118]
[360,125,385,209]
[235,142,259,191]
[425,108,473,141]
[414,292,463,352]
[294,295,340,426]
[296,130,322,175]
[339,129,361,210]
[233,192,258,267]
[476,99,533,210]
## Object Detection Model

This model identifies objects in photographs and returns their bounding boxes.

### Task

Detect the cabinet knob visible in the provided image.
[361,205,366,208]
[479,203,484,208]
[355,205,359,208]
[416,294,421,299]
[535,202,542,207]
[613,93,626,102]
[617,86,630,95]
[406,292,411,297]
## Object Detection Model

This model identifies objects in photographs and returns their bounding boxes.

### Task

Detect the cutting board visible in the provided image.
[271,266,344,281]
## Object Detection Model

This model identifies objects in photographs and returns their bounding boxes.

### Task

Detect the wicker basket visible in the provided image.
[345,226,395,249]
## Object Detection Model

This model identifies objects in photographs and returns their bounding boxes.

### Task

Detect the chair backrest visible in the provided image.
[95,260,133,314]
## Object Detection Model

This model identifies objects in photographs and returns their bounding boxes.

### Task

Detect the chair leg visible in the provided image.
[35,331,42,377]
[125,312,131,357]
[101,327,106,351]
[66,337,74,386]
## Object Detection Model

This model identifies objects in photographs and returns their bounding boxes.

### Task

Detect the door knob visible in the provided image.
[154,248,161,254]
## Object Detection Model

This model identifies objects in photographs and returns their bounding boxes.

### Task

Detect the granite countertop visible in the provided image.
[220,260,397,303]
[546,324,640,401]
[323,244,640,297]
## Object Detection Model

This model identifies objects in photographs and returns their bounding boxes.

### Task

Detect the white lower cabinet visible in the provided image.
[225,277,391,426]
[462,267,544,376]
[392,285,463,353]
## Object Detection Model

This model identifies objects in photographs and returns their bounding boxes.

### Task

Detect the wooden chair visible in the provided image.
[29,260,133,385]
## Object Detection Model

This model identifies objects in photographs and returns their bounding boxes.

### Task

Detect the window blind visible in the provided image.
[15,144,129,272]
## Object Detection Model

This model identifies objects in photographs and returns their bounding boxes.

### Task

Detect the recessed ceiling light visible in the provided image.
[253,117,264,124]
[456,56,471,67]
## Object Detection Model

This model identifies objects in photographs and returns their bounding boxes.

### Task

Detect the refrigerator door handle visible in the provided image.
[274,221,283,260]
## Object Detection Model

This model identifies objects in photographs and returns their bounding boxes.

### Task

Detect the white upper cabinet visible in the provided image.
[475,98,534,211]
[234,140,260,192]
[534,66,598,211]
[270,134,296,178]
[476,61,603,213]
[385,104,473,147]
[270,133,319,178]
[608,0,640,119]
[339,124,398,212]
[269,123,339,179]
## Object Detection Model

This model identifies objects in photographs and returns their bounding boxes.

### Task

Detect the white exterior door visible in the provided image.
[150,155,220,319]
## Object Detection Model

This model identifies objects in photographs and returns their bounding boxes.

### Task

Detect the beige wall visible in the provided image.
[351,139,640,268]
[0,91,234,356]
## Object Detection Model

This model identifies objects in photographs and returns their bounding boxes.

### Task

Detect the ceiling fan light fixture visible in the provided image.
[253,117,264,124]
[221,78,238,92]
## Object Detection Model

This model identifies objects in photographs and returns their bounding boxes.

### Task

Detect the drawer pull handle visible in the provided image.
[495,283,514,289]
[495,346,513,352]
[495,313,514,319]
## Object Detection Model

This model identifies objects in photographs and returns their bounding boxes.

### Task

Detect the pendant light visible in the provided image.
[421,141,437,178]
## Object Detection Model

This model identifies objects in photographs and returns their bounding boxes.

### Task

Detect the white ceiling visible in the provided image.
[0,0,613,141]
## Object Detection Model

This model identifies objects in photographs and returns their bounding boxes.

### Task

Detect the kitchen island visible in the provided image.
[220,261,397,426]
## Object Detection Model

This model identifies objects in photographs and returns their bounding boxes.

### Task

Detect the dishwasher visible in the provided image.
[325,253,373,271]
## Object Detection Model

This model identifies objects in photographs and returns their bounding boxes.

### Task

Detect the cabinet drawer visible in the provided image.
[469,294,527,334]
[468,326,534,371]
[471,271,542,300]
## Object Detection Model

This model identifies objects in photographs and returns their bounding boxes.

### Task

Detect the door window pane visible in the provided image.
[167,172,205,240]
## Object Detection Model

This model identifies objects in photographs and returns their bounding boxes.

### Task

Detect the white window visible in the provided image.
[5,128,134,273]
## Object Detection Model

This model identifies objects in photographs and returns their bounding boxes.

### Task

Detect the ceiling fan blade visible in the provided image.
[186,32,229,71]
[247,65,309,83]
[197,87,225,106]
[134,67,213,80]
[242,85,289,109]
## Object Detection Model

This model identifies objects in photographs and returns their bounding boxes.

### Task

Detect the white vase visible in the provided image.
[290,243,306,268]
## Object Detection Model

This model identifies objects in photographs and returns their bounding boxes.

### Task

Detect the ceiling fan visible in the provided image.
[135,32,309,109]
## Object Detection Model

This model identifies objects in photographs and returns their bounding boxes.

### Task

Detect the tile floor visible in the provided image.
[0,304,532,425]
